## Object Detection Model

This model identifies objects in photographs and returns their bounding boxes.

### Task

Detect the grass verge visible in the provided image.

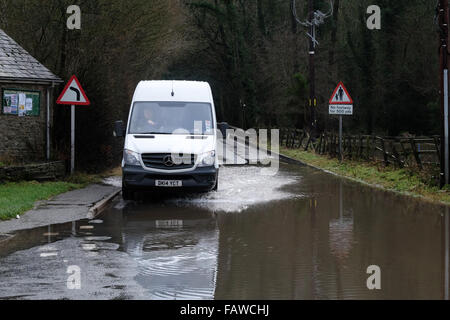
[280,147,450,205]
[0,181,82,221]
[0,168,120,221]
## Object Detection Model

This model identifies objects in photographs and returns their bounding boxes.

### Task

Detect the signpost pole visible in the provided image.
[445,70,449,185]
[71,104,75,174]
[57,75,90,175]
[439,0,449,187]
[339,115,343,162]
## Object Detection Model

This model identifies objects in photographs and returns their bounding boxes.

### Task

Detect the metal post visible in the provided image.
[445,69,449,185]
[46,87,51,161]
[445,207,449,300]
[439,0,449,187]
[339,181,343,222]
[339,115,343,162]
[71,104,75,174]
[308,0,316,136]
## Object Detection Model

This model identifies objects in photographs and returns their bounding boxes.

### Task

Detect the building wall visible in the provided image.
[0,82,53,163]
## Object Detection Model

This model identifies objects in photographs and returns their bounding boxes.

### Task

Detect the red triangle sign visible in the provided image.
[57,75,90,106]
[329,82,353,105]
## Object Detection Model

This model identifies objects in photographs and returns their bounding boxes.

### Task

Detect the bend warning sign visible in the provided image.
[329,82,353,115]
[57,75,90,106]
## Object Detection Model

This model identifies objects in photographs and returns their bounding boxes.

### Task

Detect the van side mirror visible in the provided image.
[114,121,125,137]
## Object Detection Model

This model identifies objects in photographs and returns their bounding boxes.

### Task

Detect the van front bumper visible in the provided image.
[122,165,218,191]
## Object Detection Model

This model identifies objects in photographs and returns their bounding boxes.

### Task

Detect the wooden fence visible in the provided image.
[279,129,441,169]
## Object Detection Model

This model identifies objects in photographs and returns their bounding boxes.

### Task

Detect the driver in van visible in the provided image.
[144,108,157,126]
[136,106,159,132]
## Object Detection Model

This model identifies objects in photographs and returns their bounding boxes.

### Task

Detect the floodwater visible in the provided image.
[0,164,449,300]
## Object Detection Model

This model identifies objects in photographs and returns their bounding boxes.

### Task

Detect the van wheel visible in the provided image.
[122,187,134,201]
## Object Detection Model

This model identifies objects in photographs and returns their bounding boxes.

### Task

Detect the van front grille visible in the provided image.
[141,153,197,170]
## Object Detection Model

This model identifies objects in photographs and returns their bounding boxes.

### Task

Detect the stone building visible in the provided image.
[0,28,62,164]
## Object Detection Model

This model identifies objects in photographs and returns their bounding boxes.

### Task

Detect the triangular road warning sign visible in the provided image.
[57,75,90,106]
[329,82,353,105]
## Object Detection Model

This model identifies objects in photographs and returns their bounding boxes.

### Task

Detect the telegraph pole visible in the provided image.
[292,0,333,137]
[439,0,449,187]
[308,0,317,136]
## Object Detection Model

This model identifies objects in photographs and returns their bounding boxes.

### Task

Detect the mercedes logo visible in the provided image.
[163,155,175,167]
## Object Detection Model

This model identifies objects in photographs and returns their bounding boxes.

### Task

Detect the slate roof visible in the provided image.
[0,28,62,83]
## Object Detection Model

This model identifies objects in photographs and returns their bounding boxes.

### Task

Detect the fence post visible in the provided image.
[399,139,408,164]
[286,129,290,147]
[357,135,361,159]
[434,136,441,163]
[330,134,334,157]
[296,129,303,148]
[380,137,389,166]
[391,141,403,168]
[371,136,376,160]
[410,138,423,169]
[304,133,311,151]
[365,136,370,160]
[328,133,332,155]
[330,133,334,156]
[317,133,323,154]
[348,136,353,160]
[293,129,298,148]
[335,134,338,157]
[287,129,292,148]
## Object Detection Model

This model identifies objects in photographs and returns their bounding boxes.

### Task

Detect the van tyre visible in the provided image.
[122,187,134,201]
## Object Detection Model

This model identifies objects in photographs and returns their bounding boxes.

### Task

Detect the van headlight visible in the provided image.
[198,151,216,167]
[124,149,141,166]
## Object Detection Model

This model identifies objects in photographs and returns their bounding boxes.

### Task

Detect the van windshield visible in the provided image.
[129,102,214,135]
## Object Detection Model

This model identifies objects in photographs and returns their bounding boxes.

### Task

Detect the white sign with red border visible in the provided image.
[56,75,90,106]
[329,82,353,115]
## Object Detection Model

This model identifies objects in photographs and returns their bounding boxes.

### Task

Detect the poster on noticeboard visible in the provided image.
[2,89,40,116]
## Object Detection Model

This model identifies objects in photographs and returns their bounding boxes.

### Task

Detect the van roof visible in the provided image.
[133,80,213,103]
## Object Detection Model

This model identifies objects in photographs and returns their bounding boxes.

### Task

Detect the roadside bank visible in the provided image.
[0,172,105,221]
[0,183,120,234]
[279,147,450,205]
[0,181,82,221]
[0,167,123,221]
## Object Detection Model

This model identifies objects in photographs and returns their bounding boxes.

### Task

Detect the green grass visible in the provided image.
[0,168,120,221]
[280,147,450,204]
[0,181,82,221]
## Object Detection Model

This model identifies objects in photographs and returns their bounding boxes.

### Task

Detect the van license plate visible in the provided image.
[155,220,184,229]
[155,180,183,187]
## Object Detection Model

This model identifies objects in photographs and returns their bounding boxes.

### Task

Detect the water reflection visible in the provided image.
[121,204,218,300]
[328,181,354,261]
[445,207,449,300]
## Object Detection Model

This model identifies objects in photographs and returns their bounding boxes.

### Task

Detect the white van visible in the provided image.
[114,80,219,200]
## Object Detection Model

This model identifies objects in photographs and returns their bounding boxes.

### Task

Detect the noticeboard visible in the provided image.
[2,89,41,116]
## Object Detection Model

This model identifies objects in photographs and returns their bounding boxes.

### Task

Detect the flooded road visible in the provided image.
[0,164,449,300]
